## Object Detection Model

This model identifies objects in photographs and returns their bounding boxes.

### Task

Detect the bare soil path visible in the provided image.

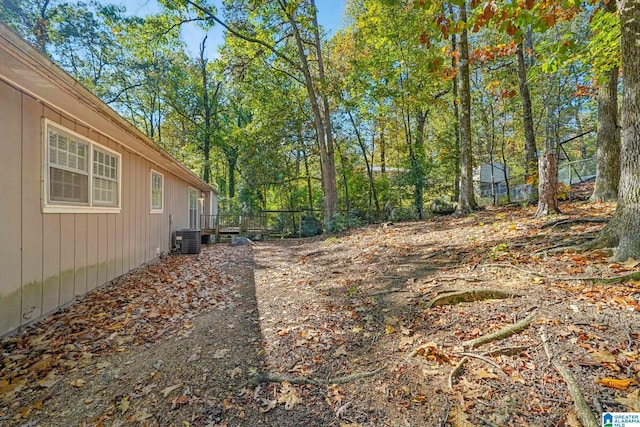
[3,201,640,426]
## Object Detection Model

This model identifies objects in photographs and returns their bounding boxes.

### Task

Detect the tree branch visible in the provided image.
[185,0,299,69]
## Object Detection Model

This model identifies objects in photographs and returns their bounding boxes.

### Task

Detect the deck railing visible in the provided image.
[200,214,268,241]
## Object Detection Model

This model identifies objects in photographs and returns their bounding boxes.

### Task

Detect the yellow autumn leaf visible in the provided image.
[70,378,86,387]
[596,377,636,390]
[475,368,499,380]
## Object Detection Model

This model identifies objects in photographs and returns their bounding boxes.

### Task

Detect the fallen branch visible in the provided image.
[462,310,537,349]
[251,367,385,386]
[540,331,598,427]
[448,356,468,391]
[427,288,522,308]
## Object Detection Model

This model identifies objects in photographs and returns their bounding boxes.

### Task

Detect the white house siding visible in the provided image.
[0,78,205,337]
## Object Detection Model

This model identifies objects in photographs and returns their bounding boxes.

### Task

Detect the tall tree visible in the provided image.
[516,40,538,196]
[588,0,640,261]
[590,0,620,202]
[158,0,340,225]
[456,1,477,214]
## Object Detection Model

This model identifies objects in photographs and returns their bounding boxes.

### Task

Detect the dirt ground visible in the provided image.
[2,199,640,426]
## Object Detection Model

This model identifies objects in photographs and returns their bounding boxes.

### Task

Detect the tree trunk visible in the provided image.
[591,0,620,203]
[450,3,461,202]
[227,152,237,198]
[455,2,477,214]
[199,38,212,184]
[281,0,338,225]
[348,110,380,214]
[597,0,640,261]
[534,151,561,218]
[590,64,620,202]
[413,109,428,220]
[516,41,538,198]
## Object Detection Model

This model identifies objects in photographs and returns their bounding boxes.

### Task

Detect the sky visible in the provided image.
[106,0,347,58]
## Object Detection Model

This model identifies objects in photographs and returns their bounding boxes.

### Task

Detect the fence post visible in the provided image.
[299,208,303,238]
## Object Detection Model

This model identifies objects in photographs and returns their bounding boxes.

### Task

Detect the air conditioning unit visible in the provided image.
[175,229,201,254]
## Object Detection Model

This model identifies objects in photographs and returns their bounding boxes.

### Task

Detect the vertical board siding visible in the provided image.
[74,214,87,296]
[0,80,208,337]
[59,215,75,305]
[20,93,44,326]
[86,214,98,292]
[122,149,132,274]
[0,81,23,334]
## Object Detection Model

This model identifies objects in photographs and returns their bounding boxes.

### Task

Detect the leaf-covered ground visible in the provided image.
[3,198,640,426]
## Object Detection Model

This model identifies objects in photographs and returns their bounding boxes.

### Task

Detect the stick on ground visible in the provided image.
[462,310,537,349]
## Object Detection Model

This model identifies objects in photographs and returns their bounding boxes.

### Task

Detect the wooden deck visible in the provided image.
[201,214,268,242]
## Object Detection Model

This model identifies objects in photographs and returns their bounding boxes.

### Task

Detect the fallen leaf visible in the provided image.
[616,389,640,411]
[170,395,190,410]
[622,258,640,269]
[277,382,300,410]
[162,383,183,398]
[213,348,230,359]
[449,404,475,426]
[117,397,130,414]
[70,379,86,387]
[259,398,277,413]
[596,377,636,390]
[475,368,499,380]
[229,367,243,378]
[565,412,582,427]
[591,350,616,364]
[333,345,348,358]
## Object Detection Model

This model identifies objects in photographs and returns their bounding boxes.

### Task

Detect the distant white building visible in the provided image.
[474,162,509,197]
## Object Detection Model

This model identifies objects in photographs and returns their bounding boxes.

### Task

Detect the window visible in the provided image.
[44,120,121,213]
[93,148,119,206]
[189,188,198,229]
[150,170,164,212]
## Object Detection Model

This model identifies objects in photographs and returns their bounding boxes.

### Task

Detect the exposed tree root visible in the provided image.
[250,366,386,386]
[427,288,522,308]
[532,236,599,254]
[540,217,609,230]
[430,275,485,282]
[541,331,598,427]
[448,356,468,391]
[458,352,503,372]
[483,345,530,357]
[481,262,640,285]
[462,310,537,349]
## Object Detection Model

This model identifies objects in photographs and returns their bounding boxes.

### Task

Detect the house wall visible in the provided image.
[0,79,198,337]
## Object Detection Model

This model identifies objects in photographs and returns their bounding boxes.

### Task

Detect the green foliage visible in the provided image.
[5,0,612,230]
[326,211,362,233]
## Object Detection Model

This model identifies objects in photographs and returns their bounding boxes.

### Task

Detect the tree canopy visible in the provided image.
[3,0,639,258]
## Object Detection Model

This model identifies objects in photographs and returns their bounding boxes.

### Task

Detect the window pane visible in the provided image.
[151,172,163,211]
[93,177,118,206]
[50,167,89,204]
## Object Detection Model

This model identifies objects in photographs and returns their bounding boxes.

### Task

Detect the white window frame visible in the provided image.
[43,119,121,213]
[188,187,199,229]
[150,169,164,213]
